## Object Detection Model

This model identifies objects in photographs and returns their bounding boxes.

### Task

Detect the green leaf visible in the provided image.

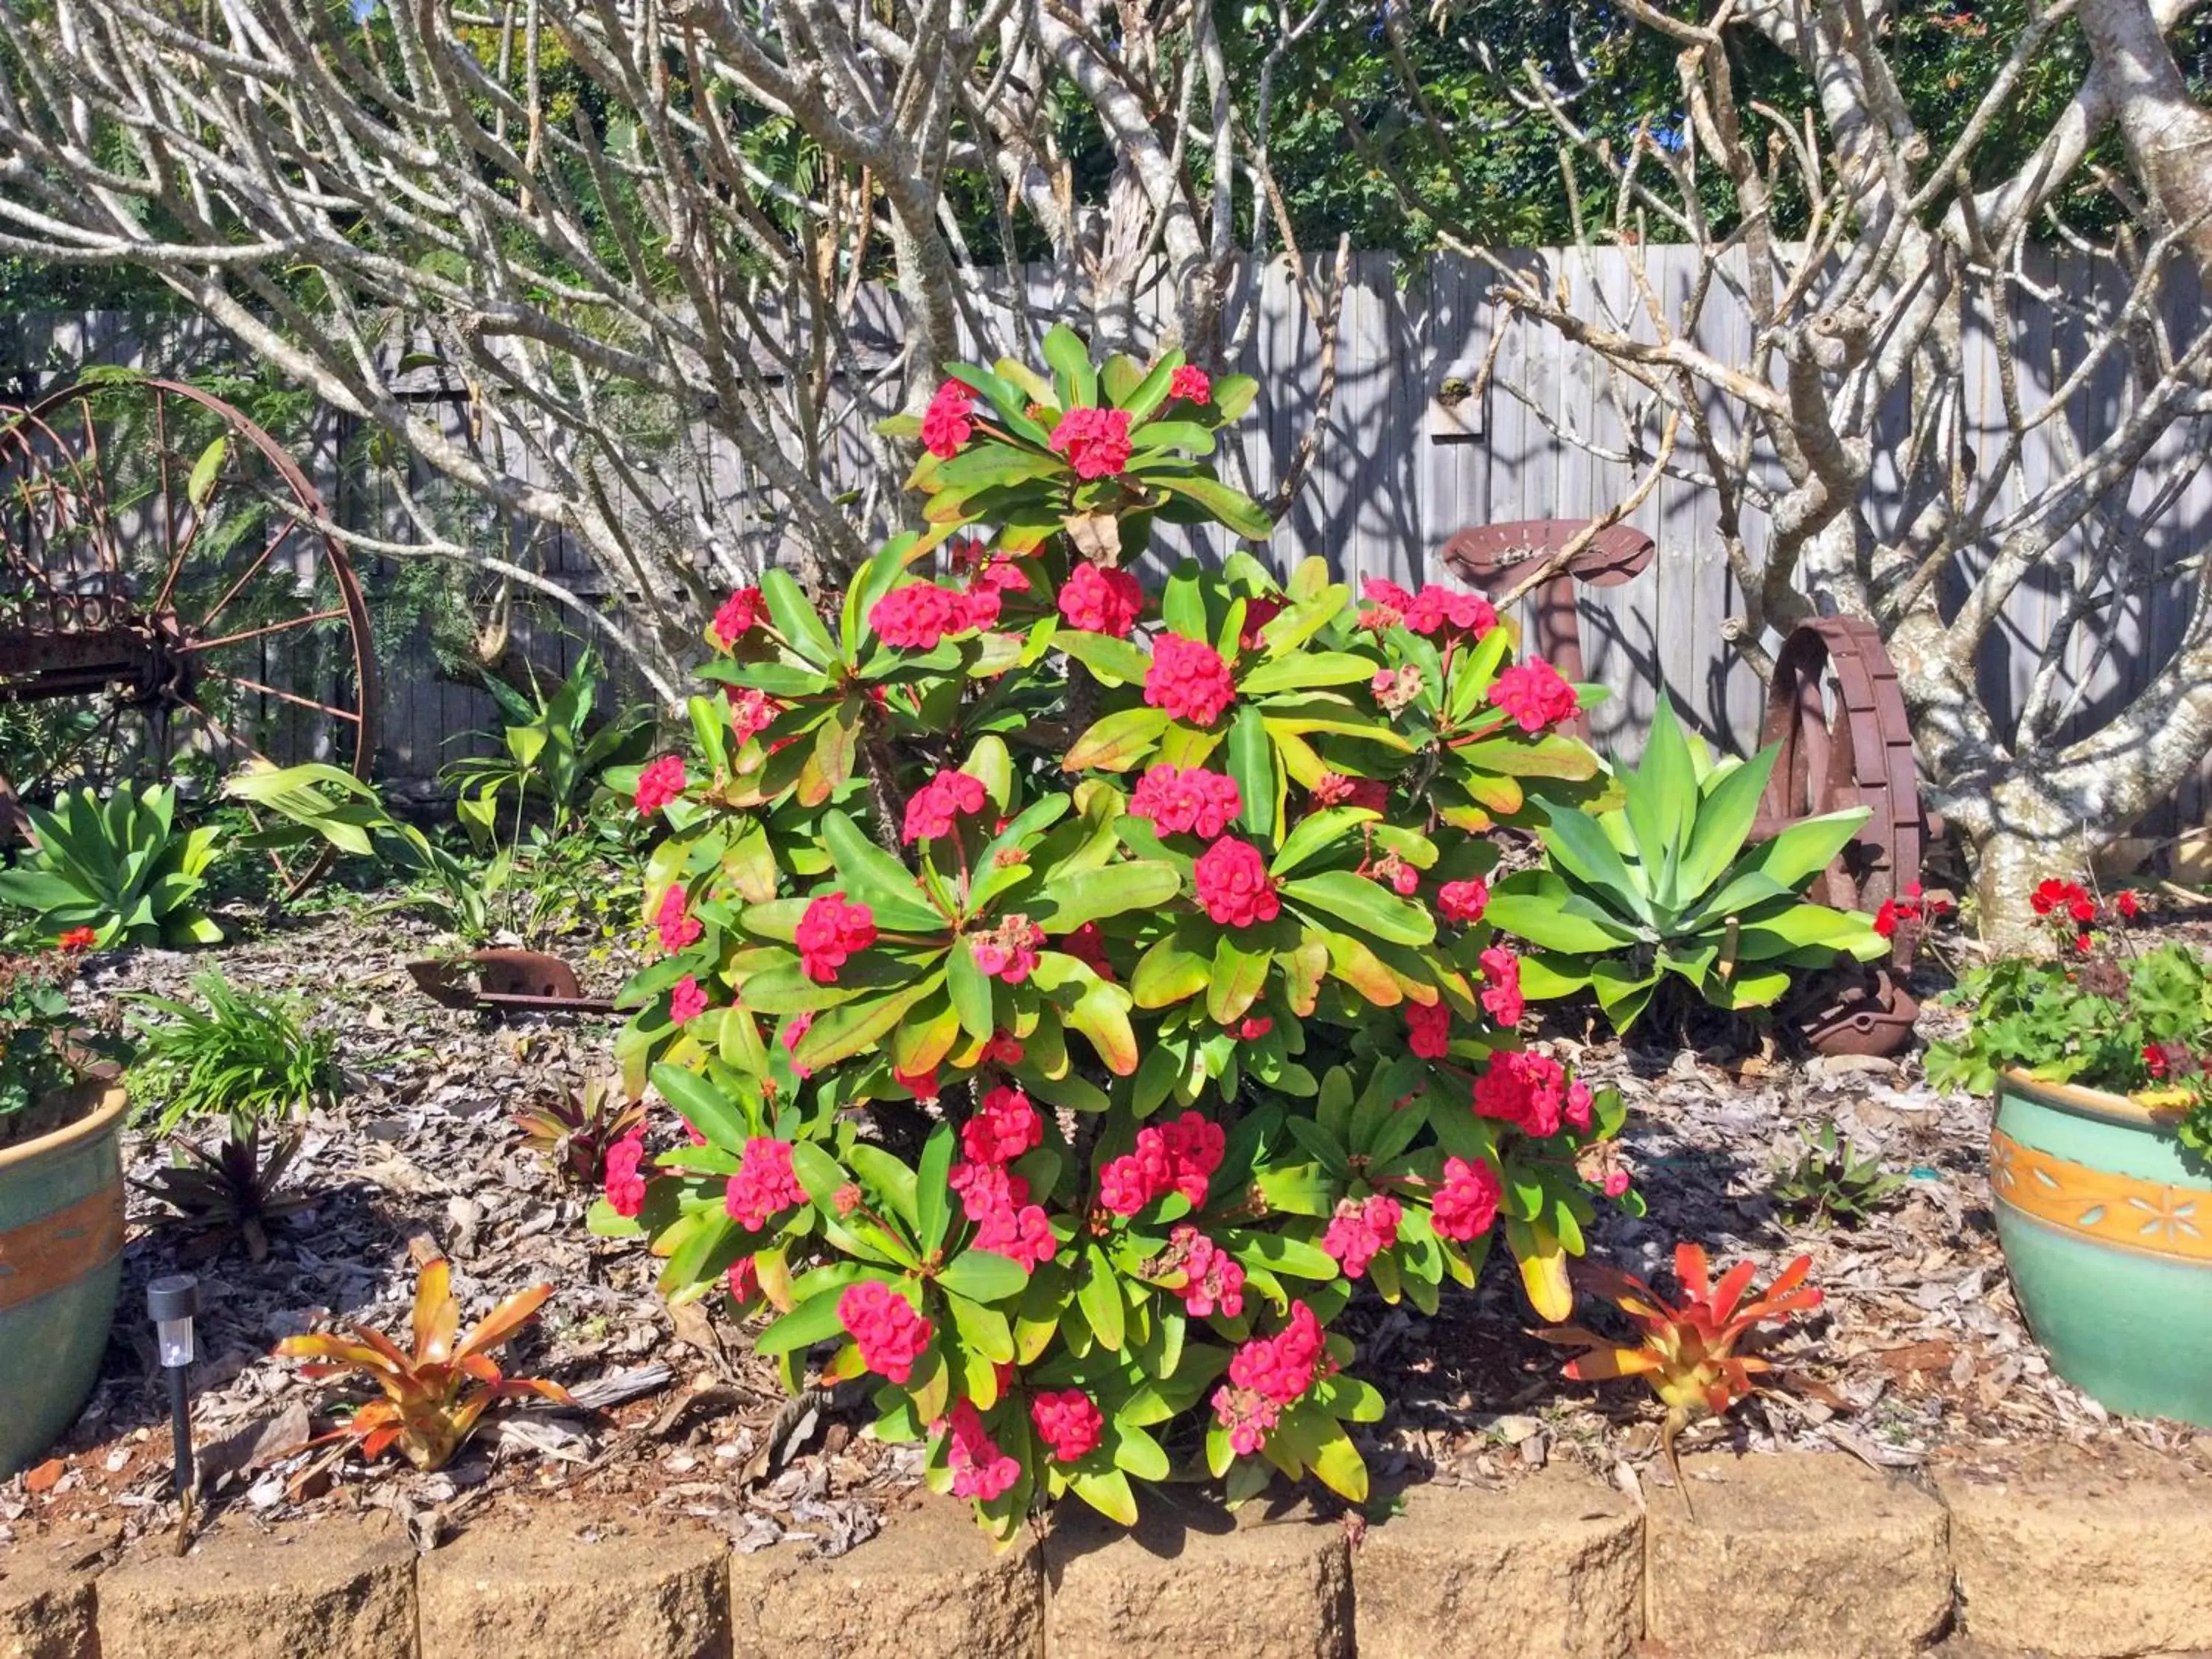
[819,811,947,931]
[1281,871,1436,946]
[1206,932,1270,1026]
[1034,862,1184,931]
[848,1143,921,1230]
[755,1286,854,1357]
[939,1247,1030,1302]
[1238,652,1379,696]
[793,973,945,1071]
[1132,934,1213,1008]
[943,1291,1015,1364]
[1063,706,1172,773]
[1269,807,1375,877]
[1071,1467,1138,1525]
[1077,1242,1125,1349]
[186,435,227,507]
[1041,323,1100,408]
[649,1062,748,1147]
[1057,632,1154,686]
[1621,695,1697,908]
[1676,743,1778,900]
[948,937,998,1040]
[1730,808,1871,894]
[759,568,840,668]
[1538,808,1652,924]
[1227,705,1276,840]
[1486,874,1642,953]
[1150,474,1274,540]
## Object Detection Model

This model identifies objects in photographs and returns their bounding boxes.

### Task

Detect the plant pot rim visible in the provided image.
[1997,1065,2174,1130]
[0,1082,129,1172]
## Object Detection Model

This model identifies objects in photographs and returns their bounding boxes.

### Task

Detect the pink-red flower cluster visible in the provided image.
[796,891,877,983]
[951,1085,1056,1270]
[1049,406,1134,479]
[1473,1048,1568,1137]
[1169,1223,1245,1317]
[970,914,1045,984]
[1031,1388,1105,1464]
[1321,1194,1402,1279]
[1310,772,1389,812]
[1438,876,1489,924]
[726,686,781,743]
[945,1399,1020,1499]
[904,768,989,844]
[710,587,764,650]
[1371,664,1423,714]
[1062,921,1116,981]
[1488,659,1579,733]
[1168,364,1212,403]
[1144,633,1237,726]
[603,1128,648,1217]
[1478,944,1524,1026]
[1406,999,1451,1060]
[1873,880,1951,939]
[2031,879,2098,923]
[870,580,1004,650]
[1057,560,1143,636]
[921,379,978,459]
[1430,1155,1502,1240]
[669,975,708,1023]
[1211,1302,1327,1454]
[839,1280,932,1384]
[1129,765,1243,840]
[962,1085,1043,1166]
[1193,836,1279,928]
[635,754,686,815]
[655,886,702,955]
[724,1137,806,1230]
[1355,578,1497,639]
[1098,1110,1225,1215]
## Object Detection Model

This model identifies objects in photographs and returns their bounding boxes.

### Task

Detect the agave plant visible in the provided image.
[1538,1242,1822,1515]
[1486,697,1885,1030]
[0,784,222,948]
[275,1256,576,1471]
[136,1127,313,1262]
[513,1077,646,1188]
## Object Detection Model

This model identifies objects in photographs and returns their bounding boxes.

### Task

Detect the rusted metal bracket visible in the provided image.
[1440,518,1655,740]
[406,950,616,1018]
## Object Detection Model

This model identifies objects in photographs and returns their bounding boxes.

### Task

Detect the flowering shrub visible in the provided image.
[1927,889,2212,1151]
[594,329,1640,1537]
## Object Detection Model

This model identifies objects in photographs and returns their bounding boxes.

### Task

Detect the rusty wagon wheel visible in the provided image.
[0,375,377,900]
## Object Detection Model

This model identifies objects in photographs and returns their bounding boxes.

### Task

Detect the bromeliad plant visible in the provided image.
[274,1256,574,1472]
[592,333,1643,1538]
[1539,1243,1822,1515]
[1486,696,1886,1032]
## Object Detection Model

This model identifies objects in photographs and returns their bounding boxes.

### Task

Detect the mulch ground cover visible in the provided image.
[6,895,2202,1565]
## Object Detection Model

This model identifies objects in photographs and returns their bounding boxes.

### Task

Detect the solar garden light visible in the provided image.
[145,1273,200,1502]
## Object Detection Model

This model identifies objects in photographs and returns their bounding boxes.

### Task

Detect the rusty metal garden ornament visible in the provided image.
[0,375,376,898]
[1443,519,1933,1056]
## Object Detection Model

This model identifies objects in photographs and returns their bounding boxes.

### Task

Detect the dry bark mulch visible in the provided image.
[4,902,2199,1562]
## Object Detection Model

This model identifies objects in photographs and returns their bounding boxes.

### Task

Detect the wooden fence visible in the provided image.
[6,247,2208,826]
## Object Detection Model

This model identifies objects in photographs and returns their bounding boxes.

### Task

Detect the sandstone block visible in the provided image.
[1044,1500,1352,1659]
[1941,1450,2212,1658]
[728,1498,1041,1658]
[96,1517,416,1659]
[1354,1471,1642,1659]
[1645,1452,1950,1659]
[0,1545,97,1659]
[417,1520,731,1659]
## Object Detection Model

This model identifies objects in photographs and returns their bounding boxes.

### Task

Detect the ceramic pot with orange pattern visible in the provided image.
[1991,1068,2212,1427]
[0,1082,128,1476]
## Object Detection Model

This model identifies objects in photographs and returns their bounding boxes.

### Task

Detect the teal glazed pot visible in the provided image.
[1990,1068,2212,1427]
[0,1085,128,1475]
